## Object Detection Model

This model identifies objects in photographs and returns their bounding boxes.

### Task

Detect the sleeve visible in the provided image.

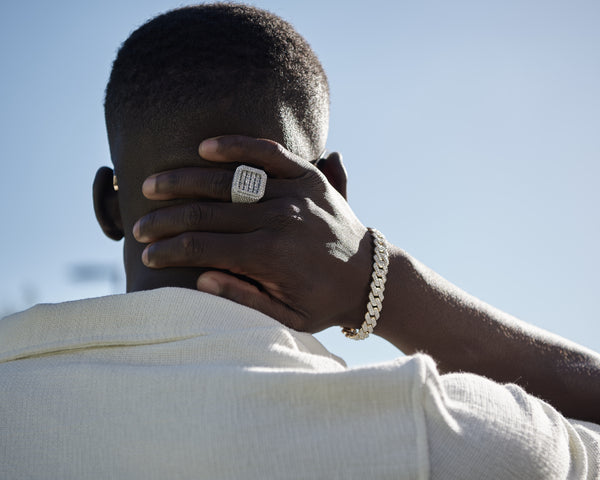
[418,357,600,479]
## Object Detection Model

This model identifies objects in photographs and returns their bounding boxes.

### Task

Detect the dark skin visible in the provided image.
[95,108,326,293]
[100,135,600,424]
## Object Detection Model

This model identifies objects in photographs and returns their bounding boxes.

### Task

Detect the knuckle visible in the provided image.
[265,200,304,232]
[140,211,159,236]
[156,172,180,193]
[183,203,205,228]
[206,171,231,199]
[302,170,327,194]
[227,135,243,148]
[257,139,286,164]
[227,136,247,157]
[180,233,204,258]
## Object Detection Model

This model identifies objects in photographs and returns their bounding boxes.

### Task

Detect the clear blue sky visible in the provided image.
[1,0,598,366]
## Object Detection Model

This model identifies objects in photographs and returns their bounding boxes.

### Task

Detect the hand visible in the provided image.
[133,135,372,333]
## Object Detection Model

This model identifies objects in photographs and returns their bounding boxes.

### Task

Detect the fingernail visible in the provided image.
[142,246,151,266]
[132,220,141,240]
[197,275,221,295]
[199,138,219,156]
[142,176,156,196]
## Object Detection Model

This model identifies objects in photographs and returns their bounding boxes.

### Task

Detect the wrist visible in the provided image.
[340,228,390,340]
[369,246,414,348]
[332,228,375,330]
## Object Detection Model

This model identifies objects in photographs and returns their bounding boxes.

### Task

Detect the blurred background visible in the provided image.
[1,0,598,366]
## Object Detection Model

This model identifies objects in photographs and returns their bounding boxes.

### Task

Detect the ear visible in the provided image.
[93,166,124,241]
[315,152,348,199]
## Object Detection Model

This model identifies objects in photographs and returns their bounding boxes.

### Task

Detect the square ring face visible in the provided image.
[231,165,267,203]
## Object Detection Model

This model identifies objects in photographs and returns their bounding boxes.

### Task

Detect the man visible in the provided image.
[1,4,599,479]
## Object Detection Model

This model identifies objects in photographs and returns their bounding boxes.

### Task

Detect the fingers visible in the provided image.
[141,231,258,272]
[142,136,325,201]
[315,152,347,199]
[196,271,305,331]
[198,135,313,179]
[142,167,287,201]
[133,202,263,242]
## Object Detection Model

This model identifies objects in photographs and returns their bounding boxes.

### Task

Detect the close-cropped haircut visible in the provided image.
[104,3,329,157]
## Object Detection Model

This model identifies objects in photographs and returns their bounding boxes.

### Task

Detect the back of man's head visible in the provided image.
[99,3,330,292]
[105,3,329,164]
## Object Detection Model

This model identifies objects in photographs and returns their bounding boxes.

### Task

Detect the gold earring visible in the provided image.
[113,174,119,191]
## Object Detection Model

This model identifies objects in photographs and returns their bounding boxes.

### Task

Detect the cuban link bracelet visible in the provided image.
[342,228,389,340]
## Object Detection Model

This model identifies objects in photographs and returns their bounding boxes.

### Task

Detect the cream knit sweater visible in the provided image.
[1,288,598,479]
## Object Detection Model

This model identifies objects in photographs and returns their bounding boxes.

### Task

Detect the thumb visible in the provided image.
[196,271,305,331]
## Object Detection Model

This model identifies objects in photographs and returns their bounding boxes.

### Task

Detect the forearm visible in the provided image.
[142,136,600,422]
[376,246,600,424]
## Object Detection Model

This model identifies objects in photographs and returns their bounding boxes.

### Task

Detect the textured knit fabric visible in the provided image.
[0,287,598,479]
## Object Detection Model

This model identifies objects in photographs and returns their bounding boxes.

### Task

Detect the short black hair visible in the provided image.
[104,3,329,157]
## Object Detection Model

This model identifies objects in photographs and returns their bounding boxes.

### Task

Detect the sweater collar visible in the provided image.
[0,287,345,370]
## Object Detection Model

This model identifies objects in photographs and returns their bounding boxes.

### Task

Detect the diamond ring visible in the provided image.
[231,165,267,203]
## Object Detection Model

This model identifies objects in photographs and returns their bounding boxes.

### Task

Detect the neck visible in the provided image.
[113,111,322,293]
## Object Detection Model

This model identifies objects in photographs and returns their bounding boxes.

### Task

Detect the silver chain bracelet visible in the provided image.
[342,228,389,340]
